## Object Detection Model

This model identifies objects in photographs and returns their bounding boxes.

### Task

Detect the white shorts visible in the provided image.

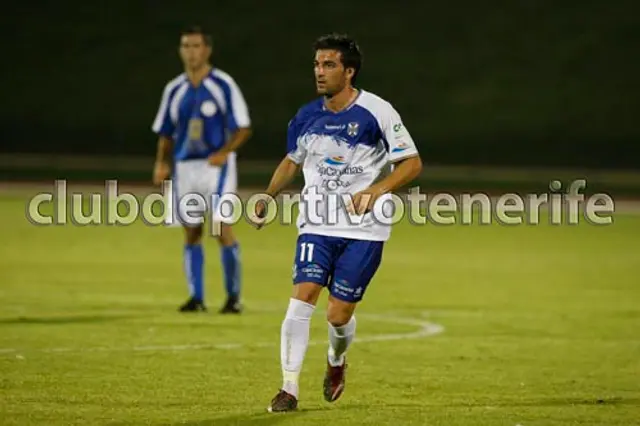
[165,153,238,227]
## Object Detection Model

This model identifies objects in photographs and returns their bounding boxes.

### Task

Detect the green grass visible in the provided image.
[0,190,639,425]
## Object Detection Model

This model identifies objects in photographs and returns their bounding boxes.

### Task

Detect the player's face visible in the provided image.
[314,50,353,96]
[179,34,211,70]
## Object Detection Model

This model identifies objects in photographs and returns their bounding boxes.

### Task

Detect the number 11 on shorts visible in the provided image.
[300,242,314,262]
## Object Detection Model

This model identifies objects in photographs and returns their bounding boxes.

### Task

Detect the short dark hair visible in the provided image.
[180,25,212,46]
[313,33,362,85]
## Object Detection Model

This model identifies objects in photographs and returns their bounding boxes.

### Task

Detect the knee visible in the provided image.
[295,292,317,306]
[327,296,356,326]
[217,224,236,246]
[292,283,322,306]
[326,307,352,327]
[216,234,235,247]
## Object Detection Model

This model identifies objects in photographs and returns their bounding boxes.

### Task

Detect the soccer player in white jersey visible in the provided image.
[251,34,423,412]
[152,26,252,314]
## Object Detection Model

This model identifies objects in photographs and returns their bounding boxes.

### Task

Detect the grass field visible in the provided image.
[1,185,639,425]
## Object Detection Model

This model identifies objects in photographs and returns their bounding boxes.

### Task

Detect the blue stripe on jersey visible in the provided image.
[155,78,187,138]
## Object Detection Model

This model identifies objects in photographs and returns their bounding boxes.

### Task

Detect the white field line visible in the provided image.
[0,312,444,356]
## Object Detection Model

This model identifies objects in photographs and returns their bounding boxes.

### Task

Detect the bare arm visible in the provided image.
[155,136,173,165]
[265,156,300,197]
[218,127,252,156]
[208,127,252,166]
[252,156,300,226]
[350,155,423,215]
[370,155,423,194]
[153,136,174,185]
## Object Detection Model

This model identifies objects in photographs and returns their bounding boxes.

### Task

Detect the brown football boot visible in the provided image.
[323,357,347,402]
[267,389,298,413]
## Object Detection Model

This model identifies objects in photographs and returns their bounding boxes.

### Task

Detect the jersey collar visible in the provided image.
[322,88,363,114]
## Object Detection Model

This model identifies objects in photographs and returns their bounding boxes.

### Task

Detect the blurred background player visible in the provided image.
[152,26,252,314]
[253,34,423,411]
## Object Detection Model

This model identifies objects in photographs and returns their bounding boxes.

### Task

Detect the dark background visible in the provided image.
[1,0,638,168]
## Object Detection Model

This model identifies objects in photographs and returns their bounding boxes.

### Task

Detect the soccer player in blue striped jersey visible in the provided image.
[253,33,423,412]
[152,26,252,314]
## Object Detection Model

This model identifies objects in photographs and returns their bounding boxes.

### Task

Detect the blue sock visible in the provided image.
[184,244,204,301]
[221,242,241,299]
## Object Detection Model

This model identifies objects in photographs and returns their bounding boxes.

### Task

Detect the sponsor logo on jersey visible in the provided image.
[317,156,365,190]
[322,179,353,190]
[392,142,410,153]
[325,124,346,130]
[324,156,346,165]
[317,161,364,177]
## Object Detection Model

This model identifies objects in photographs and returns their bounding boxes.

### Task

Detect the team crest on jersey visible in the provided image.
[347,122,359,137]
[200,100,217,117]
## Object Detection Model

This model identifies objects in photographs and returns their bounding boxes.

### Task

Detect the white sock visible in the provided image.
[280,298,315,398]
[328,315,356,367]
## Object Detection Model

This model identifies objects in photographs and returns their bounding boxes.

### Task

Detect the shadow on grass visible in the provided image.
[165,404,373,426]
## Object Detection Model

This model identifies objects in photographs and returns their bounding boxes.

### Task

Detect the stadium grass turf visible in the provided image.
[0,192,639,425]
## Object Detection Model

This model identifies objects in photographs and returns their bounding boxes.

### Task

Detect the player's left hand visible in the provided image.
[208,152,228,166]
[347,186,385,215]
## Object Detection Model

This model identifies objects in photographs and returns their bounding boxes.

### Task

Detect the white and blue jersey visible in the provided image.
[152,68,250,225]
[152,68,251,161]
[286,89,419,242]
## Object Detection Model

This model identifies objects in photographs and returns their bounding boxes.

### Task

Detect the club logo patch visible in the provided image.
[347,122,359,137]
[200,101,217,117]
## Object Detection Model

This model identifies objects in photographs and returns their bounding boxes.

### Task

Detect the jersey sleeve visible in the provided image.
[381,103,419,162]
[286,114,307,164]
[151,83,176,138]
[223,77,251,132]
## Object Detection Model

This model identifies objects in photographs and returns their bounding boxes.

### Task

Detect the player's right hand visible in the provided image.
[250,199,269,230]
[153,161,171,185]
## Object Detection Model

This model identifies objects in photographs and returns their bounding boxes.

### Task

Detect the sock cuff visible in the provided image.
[286,297,315,321]
[329,315,356,337]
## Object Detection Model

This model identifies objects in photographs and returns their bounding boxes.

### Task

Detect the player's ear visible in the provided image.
[345,67,355,82]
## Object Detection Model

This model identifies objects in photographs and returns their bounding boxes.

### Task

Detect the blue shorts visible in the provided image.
[292,233,384,303]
